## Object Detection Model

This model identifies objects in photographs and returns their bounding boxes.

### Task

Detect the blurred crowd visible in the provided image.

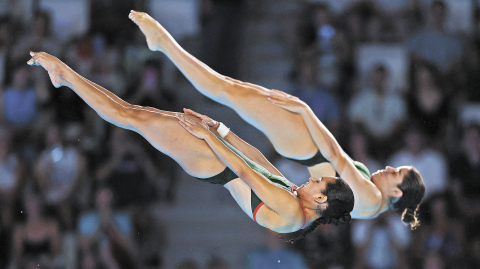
[273,1,480,269]
[0,0,479,268]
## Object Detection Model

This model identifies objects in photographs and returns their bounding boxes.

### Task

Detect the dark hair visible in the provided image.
[391,167,425,230]
[283,178,354,243]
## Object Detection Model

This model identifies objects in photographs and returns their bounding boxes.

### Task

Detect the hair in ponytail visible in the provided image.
[401,205,420,230]
[282,177,354,244]
[392,168,425,230]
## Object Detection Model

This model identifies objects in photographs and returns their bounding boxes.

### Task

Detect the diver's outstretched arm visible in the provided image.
[177,114,303,224]
[183,108,283,177]
[268,90,374,191]
[268,90,344,168]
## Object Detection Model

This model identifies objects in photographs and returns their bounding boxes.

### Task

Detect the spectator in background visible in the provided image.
[352,211,411,269]
[288,2,355,100]
[332,29,356,104]
[410,193,466,269]
[1,64,50,162]
[348,64,406,159]
[133,207,167,269]
[342,2,366,45]
[200,0,246,78]
[390,9,417,43]
[77,187,136,269]
[407,60,451,145]
[450,124,480,238]
[295,2,339,87]
[340,1,384,44]
[388,124,448,199]
[11,9,61,63]
[34,123,87,230]
[459,41,480,103]
[246,230,308,269]
[0,16,13,88]
[1,65,40,128]
[89,0,135,45]
[405,0,463,73]
[291,55,341,137]
[404,0,426,33]
[296,2,337,55]
[12,189,62,269]
[0,126,25,229]
[364,13,384,43]
[95,127,159,209]
[63,33,96,78]
[282,5,303,72]
[0,126,25,268]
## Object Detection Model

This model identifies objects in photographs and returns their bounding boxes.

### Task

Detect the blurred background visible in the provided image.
[0,0,479,268]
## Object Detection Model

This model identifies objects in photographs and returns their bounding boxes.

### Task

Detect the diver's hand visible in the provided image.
[176,113,212,140]
[183,108,220,129]
[268,90,307,113]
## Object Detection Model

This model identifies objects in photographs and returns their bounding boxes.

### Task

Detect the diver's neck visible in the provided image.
[373,196,392,218]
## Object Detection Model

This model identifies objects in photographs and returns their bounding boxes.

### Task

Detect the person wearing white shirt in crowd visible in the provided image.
[388,124,447,199]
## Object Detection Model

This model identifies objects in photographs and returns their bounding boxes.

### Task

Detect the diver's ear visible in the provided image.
[314,195,328,204]
[391,188,403,198]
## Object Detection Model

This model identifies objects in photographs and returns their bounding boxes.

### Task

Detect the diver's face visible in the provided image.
[371,166,411,197]
[296,176,337,201]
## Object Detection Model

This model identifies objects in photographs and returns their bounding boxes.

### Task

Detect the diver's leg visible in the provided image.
[129,11,318,160]
[28,52,225,177]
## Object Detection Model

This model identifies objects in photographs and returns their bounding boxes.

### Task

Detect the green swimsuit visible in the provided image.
[195,138,299,216]
[196,137,370,227]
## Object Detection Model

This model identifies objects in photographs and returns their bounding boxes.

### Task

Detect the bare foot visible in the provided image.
[129,10,170,52]
[27,52,67,88]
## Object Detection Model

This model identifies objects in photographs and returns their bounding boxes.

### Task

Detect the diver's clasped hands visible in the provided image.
[176,109,214,140]
[183,108,220,129]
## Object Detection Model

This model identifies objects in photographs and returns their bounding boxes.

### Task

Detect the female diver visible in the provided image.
[128,10,425,228]
[27,52,354,242]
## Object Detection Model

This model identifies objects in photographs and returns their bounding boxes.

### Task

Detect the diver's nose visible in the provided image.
[386,166,395,172]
